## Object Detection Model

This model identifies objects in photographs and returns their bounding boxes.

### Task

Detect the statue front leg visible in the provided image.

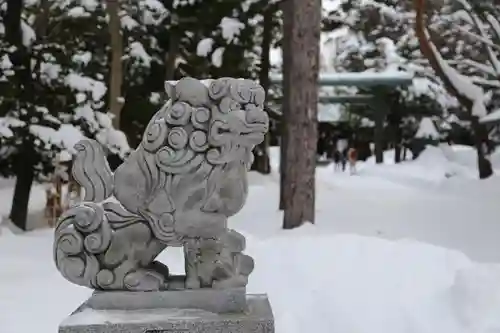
[184,238,201,289]
[184,237,223,289]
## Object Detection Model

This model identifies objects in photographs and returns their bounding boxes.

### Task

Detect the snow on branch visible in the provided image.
[428,38,487,117]
[460,59,497,77]
[454,0,500,76]
[219,17,245,44]
[415,117,439,139]
[446,23,500,53]
[486,14,500,41]
[480,108,500,123]
[414,0,488,118]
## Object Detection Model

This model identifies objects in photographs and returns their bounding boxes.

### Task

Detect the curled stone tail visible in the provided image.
[72,139,114,202]
[54,203,112,289]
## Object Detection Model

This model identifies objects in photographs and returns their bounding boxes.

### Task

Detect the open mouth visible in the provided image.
[239,124,268,144]
[240,123,268,135]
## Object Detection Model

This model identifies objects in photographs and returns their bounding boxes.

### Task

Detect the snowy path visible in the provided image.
[240,166,500,263]
[2,145,500,333]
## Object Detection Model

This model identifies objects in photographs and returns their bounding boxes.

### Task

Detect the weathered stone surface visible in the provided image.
[86,288,247,313]
[53,77,274,333]
[59,295,274,333]
[52,77,269,291]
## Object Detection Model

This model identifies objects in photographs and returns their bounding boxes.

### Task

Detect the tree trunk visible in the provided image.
[4,0,23,44]
[394,143,402,163]
[282,0,321,229]
[107,0,124,129]
[388,111,402,163]
[10,144,36,230]
[279,0,292,210]
[471,118,493,179]
[166,15,180,81]
[6,0,36,231]
[34,0,50,37]
[374,109,385,164]
[253,7,273,175]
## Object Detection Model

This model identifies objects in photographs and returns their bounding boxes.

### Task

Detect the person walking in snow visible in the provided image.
[347,147,358,175]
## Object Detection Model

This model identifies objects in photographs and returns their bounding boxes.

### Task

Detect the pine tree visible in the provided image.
[0,0,130,230]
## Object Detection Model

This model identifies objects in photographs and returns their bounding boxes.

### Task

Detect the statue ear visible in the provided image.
[164,81,176,101]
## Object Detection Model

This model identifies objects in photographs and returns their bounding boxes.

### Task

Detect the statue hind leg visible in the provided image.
[54,203,170,291]
[99,222,170,291]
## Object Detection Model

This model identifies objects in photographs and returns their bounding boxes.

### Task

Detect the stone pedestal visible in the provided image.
[58,290,274,333]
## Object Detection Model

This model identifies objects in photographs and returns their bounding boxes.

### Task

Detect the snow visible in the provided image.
[480,109,500,123]
[196,38,214,57]
[72,52,92,66]
[376,37,405,72]
[428,37,487,117]
[486,14,500,45]
[173,0,196,8]
[269,47,282,67]
[55,124,86,153]
[143,0,167,13]
[323,0,342,13]
[0,54,13,70]
[29,124,85,153]
[407,77,459,109]
[39,62,62,83]
[65,73,107,102]
[128,42,152,67]
[219,17,245,44]
[21,20,36,47]
[0,117,25,138]
[67,7,90,18]
[81,0,98,12]
[0,126,13,138]
[318,103,344,123]
[2,145,500,332]
[415,117,440,139]
[73,106,130,158]
[120,14,139,30]
[211,47,225,68]
[95,128,130,157]
[149,92,161,104]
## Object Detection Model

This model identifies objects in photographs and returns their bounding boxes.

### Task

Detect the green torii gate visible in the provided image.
[269,72,413,163]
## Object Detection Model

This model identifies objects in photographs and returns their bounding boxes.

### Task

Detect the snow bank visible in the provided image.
[451,264,500,331]
[1,226,500,333]
[360,145,478,186]
[244,228,500,333]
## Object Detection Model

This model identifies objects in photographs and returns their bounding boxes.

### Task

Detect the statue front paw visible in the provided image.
[123,268,166,291]
[212,253,254,289]
[185,277,201,289]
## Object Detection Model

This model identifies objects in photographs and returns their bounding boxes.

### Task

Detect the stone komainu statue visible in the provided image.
[53,77,269,291]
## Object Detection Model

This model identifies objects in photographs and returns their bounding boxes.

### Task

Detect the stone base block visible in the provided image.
[87,287,247,313]
[59,293,274,333]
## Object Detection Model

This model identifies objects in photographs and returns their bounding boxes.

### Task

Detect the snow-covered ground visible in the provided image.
[2,144,500,333]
